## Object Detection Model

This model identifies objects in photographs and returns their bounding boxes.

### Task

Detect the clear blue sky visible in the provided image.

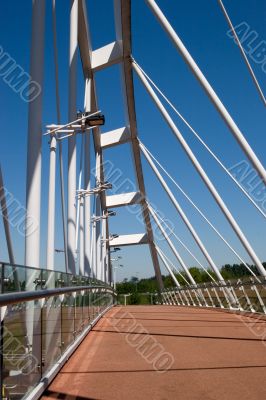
[0,1,265,282]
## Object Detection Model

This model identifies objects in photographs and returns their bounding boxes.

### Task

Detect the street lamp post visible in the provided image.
[135,271,139,292]
[113,264,124,291]
[123,294,131,306]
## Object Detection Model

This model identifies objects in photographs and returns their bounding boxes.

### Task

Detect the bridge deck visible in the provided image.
[42,305,266,400]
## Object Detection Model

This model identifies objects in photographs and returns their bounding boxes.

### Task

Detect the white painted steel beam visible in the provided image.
[46,136,56,269]
[92,220,97,279]
[78,0,111,280]
[67,0,79,275]
[110,233,148,247]
[101,217,108,282]
[25,0,46,268]
[52,0,68,272]
[84,77,92,277]
[100,127,131,149]
[91,41,123,72]
[25,0,45,381]
[79,196,84,275]
[106,192,142,208]
[95,153,102,280]
[114,0,164,290]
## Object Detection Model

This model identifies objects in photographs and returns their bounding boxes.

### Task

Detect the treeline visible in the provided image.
[116,263,265,295]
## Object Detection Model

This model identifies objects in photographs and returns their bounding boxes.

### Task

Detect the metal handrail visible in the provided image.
[159,276,266,314]
[0,261,106,285]
[164,277,266,293]
[0,285,116,307]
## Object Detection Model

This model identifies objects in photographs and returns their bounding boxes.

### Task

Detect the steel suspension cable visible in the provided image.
[133,59,266,220]
[142,142,259,280]
[151,206,217,282]
[156,245,181,287]
[52,0,68,271]
[144,0,266,186]
[218,0,266,107]
[158,246,211,307]
[157,246,191,285]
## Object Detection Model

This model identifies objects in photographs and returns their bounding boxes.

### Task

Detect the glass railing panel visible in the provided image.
[88,290,93,321]
[70,275,81,287]
[74,293,84,336]
[3,264,41,293]
[41,295,62,375]
[89,290,96,320]
[93,290,100,316]
[61,293,75,351]
[82,290,90,327]
[41,270,62,290]
[3,299,42,399]
[2,263,24,293]
[60,272,71,288]
[0,265,115,400]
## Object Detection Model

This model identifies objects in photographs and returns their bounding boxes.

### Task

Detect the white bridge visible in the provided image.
[0,1,266,399]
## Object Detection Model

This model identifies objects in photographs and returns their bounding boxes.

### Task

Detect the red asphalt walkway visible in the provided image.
[41,305,266,400]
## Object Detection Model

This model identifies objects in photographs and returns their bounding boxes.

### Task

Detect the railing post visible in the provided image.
[164,292,170,305]
[228,281,243,311]
[211,286,224,308]
[172,291,180,305]
[250,279,266,313]
[238,280,255,313]
[186,289,196,306]
[220,285,233,309]
[171,290,178,305]
[175,290,184,305]
[180,289,190,306]
[192,289,202,307]
[205,286,215,308]
[167,290,172,305]
[198,288,209,307]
